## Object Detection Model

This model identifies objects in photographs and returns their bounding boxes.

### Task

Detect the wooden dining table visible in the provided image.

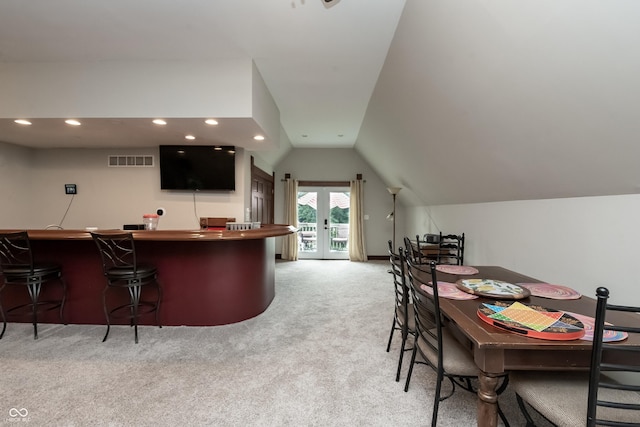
[424,266,640,427]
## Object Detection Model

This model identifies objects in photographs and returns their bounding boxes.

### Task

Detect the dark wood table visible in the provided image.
[425,266,640,427]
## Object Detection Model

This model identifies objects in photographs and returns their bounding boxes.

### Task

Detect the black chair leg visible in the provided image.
[130,285,141,344]
[155,282,162,329]
[404,345,418,392]
[102,286,111,342]
[395,333,407,382]
[515,394,537,427]
[431,371,444,427]
[386,316,396,352]
[498,404,510,427]
[27,282,42,340]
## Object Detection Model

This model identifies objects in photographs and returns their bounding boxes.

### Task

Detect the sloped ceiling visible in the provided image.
[0,0,404,152]
[2,1,640,206]
[357,0,640,206]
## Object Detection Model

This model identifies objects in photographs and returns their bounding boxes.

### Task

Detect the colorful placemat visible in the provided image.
[435,265,479,275]
[478,301,585,340]
[421,282,479,300]
[563,311,628,342]
[457,279,531,300]
[518,283,582,300]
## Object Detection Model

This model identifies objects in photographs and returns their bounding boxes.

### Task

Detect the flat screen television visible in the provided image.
[159,145,236,191]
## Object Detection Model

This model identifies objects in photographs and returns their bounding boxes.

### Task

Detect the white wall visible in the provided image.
[0,142,34,226]
[274,147,404,257]
[0,143,255,230]
[407,195,640,306]
[0,60,254,118]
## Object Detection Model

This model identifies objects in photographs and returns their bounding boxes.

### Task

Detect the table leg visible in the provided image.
[477,372,499,427]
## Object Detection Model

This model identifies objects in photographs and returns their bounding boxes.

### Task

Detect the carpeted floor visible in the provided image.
[0,260,546,426]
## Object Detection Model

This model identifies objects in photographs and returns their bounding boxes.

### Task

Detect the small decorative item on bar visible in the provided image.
[142,213,159,230]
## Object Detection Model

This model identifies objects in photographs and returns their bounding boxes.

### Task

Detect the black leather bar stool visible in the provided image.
[0,231,67,339]
[91,232,161,343]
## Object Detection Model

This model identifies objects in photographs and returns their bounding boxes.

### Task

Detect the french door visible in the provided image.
[297,186,350,260]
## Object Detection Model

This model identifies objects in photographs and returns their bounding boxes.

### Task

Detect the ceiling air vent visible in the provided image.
[108,155,154,167]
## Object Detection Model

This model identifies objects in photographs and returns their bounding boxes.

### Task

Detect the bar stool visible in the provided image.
[90,232,161,343]
[0,231,67,339]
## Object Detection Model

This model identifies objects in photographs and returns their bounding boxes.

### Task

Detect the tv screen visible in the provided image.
[159,145,236,191]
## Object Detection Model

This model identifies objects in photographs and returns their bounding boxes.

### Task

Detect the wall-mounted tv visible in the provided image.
[159,145,236,191]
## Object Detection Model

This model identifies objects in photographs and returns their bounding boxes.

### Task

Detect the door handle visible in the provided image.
[324,219,328,230]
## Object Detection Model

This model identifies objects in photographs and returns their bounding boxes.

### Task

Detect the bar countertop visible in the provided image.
[4,224,296,241]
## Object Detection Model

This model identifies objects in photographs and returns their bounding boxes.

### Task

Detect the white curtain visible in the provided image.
[348,179,367,262]
[281,178,299,261]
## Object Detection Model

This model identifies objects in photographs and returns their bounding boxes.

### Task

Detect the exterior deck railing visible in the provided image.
[298,222,349,252]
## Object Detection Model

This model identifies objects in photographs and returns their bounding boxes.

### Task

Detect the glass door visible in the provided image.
[297,186,350,260]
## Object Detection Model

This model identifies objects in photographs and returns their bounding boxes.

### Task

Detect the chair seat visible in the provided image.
[105,264,157,281]
[2,263,61,279]
[417,328,480,377]
[511,371,640,427]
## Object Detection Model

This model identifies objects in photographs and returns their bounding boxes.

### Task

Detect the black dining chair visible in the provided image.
[437,232,464,265]
[403,256,510,426]
[386,240,416,382]
[91,232,162,343]
[0,231,67,339]
[511,286,640,426]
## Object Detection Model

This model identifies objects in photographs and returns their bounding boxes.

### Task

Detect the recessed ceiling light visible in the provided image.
[153,119,167,125]
[301,134,308,138]
[185,135,196,140]
[338,134,344,137]
[65,119,81,126]
[14,119,32,125]
[253,135,265,141]
[205,119,218,125]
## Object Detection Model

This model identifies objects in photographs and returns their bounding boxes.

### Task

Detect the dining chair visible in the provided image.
[385,240,416,382]
[91,232,162,343]
[403,256,510,426]
[0,231,67,339]
[403,236,425,265]
[511,287,640,427]
[437,232,464,265]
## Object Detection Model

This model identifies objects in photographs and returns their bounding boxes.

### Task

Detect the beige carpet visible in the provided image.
[0,260,544,426]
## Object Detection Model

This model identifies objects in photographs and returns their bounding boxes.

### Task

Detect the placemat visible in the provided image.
[518,283,582,300]
[435,265,479,275]
[457,279,531,300]
[421,282,479,300]
[478,301,585,340]
[563,311,628,342]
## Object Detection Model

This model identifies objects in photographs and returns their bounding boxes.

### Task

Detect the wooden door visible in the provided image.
[251,157,274,224]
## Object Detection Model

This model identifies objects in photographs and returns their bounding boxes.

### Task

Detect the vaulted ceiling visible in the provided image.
[2,0,639,206]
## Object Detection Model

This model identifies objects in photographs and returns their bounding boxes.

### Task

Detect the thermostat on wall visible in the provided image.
[65,184,77,195]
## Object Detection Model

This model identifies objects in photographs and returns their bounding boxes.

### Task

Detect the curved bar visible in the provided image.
[23,224,297,241]
[1,225,295,327]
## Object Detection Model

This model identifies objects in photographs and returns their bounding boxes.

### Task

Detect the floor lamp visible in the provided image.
[387,187,402,250]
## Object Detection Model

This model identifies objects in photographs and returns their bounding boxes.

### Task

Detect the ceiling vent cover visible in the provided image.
[108,155,154,167]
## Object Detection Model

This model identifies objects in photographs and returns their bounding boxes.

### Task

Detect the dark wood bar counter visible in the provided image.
[1,225,295,327]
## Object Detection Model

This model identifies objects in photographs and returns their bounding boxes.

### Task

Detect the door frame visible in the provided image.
[297,186,350,260]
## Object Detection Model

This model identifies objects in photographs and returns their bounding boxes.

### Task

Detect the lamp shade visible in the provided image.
[387,187,402,195]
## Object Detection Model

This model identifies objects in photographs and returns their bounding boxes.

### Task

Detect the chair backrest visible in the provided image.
[438,232,465,265]
[587,287,640,426]
[388,240,409,322]
[0,231,34,272]
[91,232,138,274]
[403,236,424,265]
[405,256,444,367]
